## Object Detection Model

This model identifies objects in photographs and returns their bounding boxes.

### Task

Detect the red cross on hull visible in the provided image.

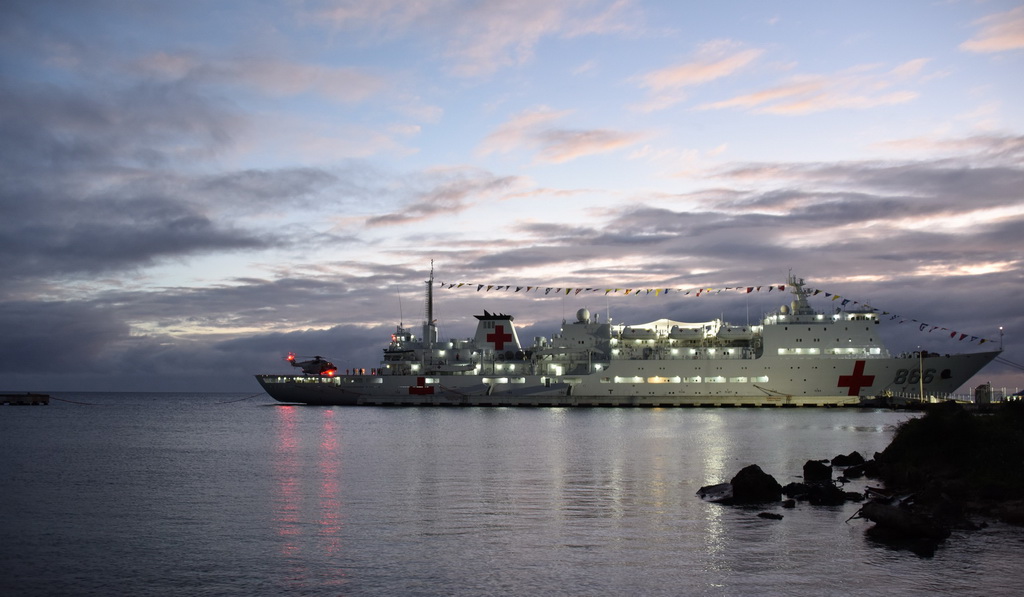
[487,325,513,350]
[838,360,876,396]
[409,376,435,395]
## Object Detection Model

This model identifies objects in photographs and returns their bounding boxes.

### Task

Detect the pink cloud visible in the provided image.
[364,169,525,227]
[697,60,926,115]
[638,43,763,92]
[960,6,1024,53]
[479,107,572,156]
[308,0,643,78]
[632,40,763,111]
[479,106,644,164]
[536,129,645,163]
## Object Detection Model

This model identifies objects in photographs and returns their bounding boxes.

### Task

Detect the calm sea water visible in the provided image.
[2,393,1022,596]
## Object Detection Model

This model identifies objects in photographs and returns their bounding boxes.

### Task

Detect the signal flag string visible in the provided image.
[436,280,998,345]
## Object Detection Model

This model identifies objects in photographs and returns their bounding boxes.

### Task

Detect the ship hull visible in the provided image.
[256,350,1000,407]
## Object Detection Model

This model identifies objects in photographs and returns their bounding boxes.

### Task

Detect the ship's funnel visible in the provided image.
[473,312,522,353]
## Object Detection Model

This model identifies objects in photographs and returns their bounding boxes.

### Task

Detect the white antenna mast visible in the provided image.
[423,260,436,347]
[397,287,404,327]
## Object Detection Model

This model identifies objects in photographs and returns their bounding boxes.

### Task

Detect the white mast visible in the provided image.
[423,260,437,347]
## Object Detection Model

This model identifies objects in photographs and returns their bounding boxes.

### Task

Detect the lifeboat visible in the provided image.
[717,326,754,340]
[669,325,704,340]
[620,327,658,340]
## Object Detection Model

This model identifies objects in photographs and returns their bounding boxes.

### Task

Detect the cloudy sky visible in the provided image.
[2,0,1022,394]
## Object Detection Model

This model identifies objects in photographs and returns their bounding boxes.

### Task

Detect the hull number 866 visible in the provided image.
[893,368,935,385]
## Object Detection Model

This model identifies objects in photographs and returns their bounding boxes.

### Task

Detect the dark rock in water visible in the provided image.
[782,482,809,498]
[782,499,796,509]
[803,460,831,483]
[758,512,783,520]
[995,500,1024,525]
[831,451,866,467]
[696,482,734,503]
[859,501,951,542]
[806,482,847,506]
[843,463,866,479]
[698,465,783,505]
[784,478,860,506]
[865,525,940,558]
[730,464,783,504]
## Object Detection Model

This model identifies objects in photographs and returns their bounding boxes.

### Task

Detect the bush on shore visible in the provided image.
[877,401,1024,503]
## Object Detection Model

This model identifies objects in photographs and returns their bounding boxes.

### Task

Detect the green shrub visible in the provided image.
[879,402,1024,498]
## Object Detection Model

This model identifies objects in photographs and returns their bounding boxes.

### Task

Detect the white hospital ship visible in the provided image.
[256,270,999,406]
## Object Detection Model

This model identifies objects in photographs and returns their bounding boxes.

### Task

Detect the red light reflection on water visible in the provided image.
[317,409,343,554]
[272,406,349,589]
[273,406,301,551]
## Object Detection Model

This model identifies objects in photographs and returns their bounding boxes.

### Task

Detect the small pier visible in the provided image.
[1,393,50,405]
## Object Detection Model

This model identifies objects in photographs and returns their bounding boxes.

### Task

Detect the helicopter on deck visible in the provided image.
[287,353,337,376]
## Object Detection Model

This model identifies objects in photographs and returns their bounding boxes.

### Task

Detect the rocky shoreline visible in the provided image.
[698,401,1024,555]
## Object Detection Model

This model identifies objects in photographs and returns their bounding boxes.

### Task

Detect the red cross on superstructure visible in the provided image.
[487,324,513,350]
[838,360,876,396]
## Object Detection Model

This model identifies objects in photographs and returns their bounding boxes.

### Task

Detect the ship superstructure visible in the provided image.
[256,272,999,406]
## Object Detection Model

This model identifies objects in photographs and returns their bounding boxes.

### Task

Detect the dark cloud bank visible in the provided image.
[3,129,1022,392]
